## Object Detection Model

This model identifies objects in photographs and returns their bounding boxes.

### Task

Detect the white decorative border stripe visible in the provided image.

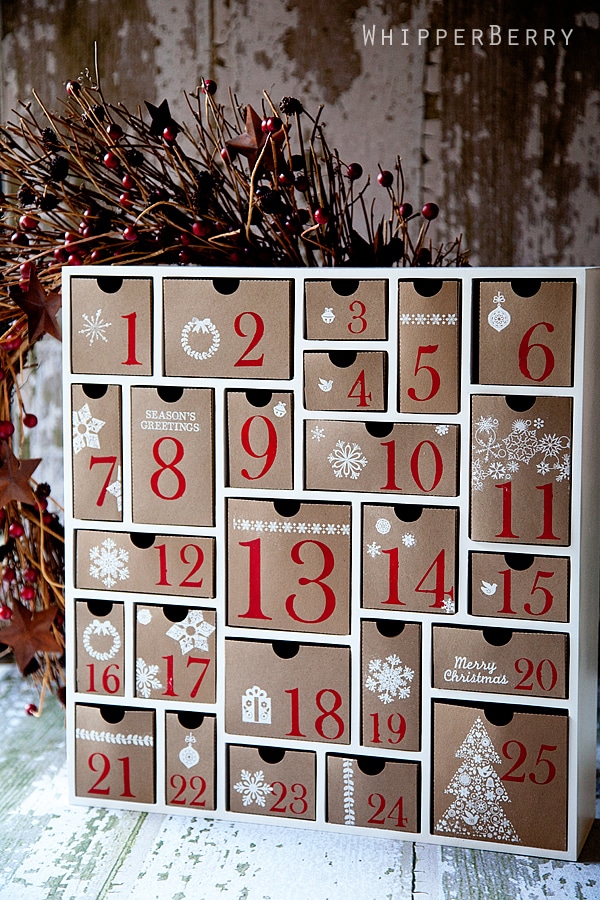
[75,728,154,746]
[232,517,350,536]
[342,758,356,826]
[399,312,457,325]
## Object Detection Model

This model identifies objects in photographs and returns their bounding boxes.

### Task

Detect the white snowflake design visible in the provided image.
[365,654,414,704]
[233,769,274,807]
[366,541,382,558]
[375,518,391,535]
[89,538,130,588]
[166,609,215,655]
[72,403,106,455]
[327,440,368,479]
[472,415,570,490]
[402,533,416,548]
[442,597,456,614]
[79,308,112,345]
[105,465,122,511]
[137,608,152,625]
[311,425,325,442]
[435,424,450,435]
[136,657,163,698]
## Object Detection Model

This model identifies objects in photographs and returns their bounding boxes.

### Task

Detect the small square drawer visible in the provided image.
[228,745,316,820]
[327,755,419,833]
[74,704,155,804]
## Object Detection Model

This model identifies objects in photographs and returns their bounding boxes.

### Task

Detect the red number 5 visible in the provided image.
[407,344,441,402]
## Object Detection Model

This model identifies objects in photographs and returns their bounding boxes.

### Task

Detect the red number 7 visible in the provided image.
[187,657,211,698]
[89,456,118,507]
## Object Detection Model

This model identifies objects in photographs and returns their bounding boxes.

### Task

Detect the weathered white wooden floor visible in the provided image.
[0,668,598,900]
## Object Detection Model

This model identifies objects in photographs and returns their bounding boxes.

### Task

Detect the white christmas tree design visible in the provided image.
[435,716,521,843]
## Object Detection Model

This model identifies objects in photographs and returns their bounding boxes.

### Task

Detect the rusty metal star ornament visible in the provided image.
[0,442,40,507]
[226,105,285,168]
[0,601,62,673]
[9,266,61,342]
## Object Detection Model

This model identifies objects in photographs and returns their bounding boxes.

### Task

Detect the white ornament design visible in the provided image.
[342,759,356,825]
[375,518,391,535]
[82,619,121,661]
[137,608,152,625]
[89,538,130,588]
[79,308,112,345]
[233,769,273,807]
[273,401,287,417]
[242,685,272,724]
[435,716,521,843]
[365,654,414,704]
[402,533,416,548]
[321,306,336,324]
[472,415,570,491]
[487,292,511,332]
[328,440,368,479]
[136,657,163,698]
[181,317,221,360]
[166,609,215,655]
[179,733,200,769]
[72,403,105,455]
[311,425,325,442]
[366,541,382,558]
[232,517,349,536]
[318,378,334,392]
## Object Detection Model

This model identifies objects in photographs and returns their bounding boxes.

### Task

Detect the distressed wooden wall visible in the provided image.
[2,0,599,267]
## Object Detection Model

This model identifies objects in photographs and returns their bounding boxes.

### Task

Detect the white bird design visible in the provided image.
[480,580,498,596]
[318,378,334,392]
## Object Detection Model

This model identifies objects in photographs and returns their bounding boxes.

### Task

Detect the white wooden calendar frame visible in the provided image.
[62,265,600,860]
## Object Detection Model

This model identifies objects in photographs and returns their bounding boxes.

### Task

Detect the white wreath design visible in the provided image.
[82,619,121,661]
[180,317,221,360]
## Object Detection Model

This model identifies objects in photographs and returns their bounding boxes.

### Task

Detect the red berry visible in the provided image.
[421,202,439,220]
[0,605,12,620]
[36,497,48,512]
[202,79,217,95]
[119,192,133,209]
[123,226,138,242]
[163,125,178,142]
[8,522,24,538]
[377,170,394,188]
[106,123,123,141]
[83,207,95,220]
[23,567,37,583]
[20,586,35,602]
[19,215,38,231]
[3,337,21,352]
[103,151,119,170]
[64,232,79,245]
[42,512,53,526]
[0,421,14,437]
[178,248,191,265]
[0,371,5,382]
[11,232,28,247]
[399,203,413,219]
[294,175,309,193]
[90,249,104,263]
[66,81,80,96]
[122,173,135,190]
[261,116,282,134]
[2,568,16,583]
[314,207,330,226]
[53,247,69,263]
[19,262,33,279]
[25,703,38,717]
[192,221,210,238]
[220,146,235,163]
[346,163,363,181]
[67,253,83,266]
[23,413,38,428]
[179,232,191,246]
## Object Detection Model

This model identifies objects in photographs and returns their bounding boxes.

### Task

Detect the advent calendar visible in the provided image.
[63,266,600,860]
